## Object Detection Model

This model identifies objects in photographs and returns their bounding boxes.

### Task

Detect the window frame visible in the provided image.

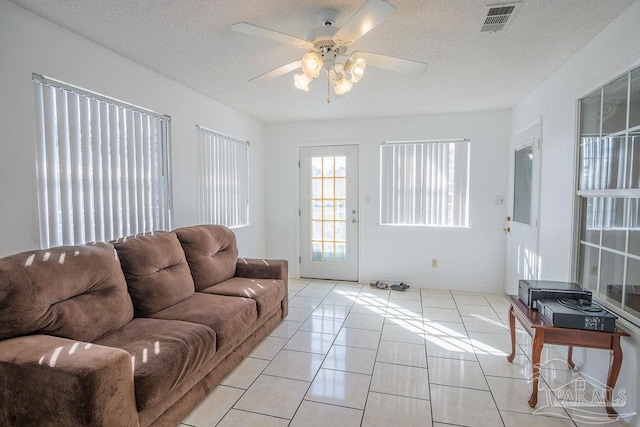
[196,125,250,228]
[574,64,640,328]
[32,74,172,248]
[379,139,471,228]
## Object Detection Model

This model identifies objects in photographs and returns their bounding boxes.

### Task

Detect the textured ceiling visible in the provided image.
[9,0,636,123]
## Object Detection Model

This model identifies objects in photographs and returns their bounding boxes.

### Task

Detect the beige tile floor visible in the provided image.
[181,279,634,427]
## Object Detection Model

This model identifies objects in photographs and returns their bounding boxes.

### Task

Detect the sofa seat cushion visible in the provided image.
[150,293,258,351]
[95,318,216,410]
[113,232,195,317]
[0,243,133,342]
[201,277,285,318]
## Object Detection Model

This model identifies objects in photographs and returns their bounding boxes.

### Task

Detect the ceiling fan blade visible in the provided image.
[250,61,301,82]
[333,0,396,46]
[354,51,428,74]
[232,22,313,49]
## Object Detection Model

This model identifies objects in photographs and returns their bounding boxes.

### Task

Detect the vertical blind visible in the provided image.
[32,75,171,248]
[380,140,470,226]
[197,126,249,227]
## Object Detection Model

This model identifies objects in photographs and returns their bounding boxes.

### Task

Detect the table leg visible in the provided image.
[528,329,544,408]
[507,305,516,363]
[605,336,623,418]
[567,346,575,369]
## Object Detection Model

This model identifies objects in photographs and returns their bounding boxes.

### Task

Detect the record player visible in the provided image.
[518,279,592,309]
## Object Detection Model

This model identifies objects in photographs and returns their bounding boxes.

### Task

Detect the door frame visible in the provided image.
[295,142,360,281]
[505,118,542,293]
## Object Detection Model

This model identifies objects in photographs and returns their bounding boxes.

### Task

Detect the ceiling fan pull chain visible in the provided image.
[326,70,331,103]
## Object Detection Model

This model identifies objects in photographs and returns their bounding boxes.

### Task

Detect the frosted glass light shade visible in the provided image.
[301,52,323,78]
[333,75,353,95]
[294,73,312,92]
[350,57,366,82]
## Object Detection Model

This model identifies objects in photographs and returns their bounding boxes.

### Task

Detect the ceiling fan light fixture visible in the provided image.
[294,73,312,92]
[350,57,366,82]
[301,52,323,78]
[333,74,353,95]
[232,0,428,102]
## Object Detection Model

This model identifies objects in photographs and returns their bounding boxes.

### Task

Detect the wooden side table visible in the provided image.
[506,294,629,417]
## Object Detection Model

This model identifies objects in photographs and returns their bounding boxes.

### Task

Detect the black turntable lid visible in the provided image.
[519,280,584,291]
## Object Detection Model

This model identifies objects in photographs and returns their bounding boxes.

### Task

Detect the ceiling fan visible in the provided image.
[231,0,428,102]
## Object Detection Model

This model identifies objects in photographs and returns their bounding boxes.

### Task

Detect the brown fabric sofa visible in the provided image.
[0,225,288,426]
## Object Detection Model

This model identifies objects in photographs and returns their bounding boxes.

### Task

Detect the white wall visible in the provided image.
[265,110,511,291]
[0,0,266,258]
[511,2,640,424]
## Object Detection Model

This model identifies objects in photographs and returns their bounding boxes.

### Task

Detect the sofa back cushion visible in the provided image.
[113,231,195,316]
[0,242,133,342]
[174,225,238,291]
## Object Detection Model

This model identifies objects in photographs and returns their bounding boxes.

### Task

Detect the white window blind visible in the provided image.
[380,140,470,226]
[32,74,172,248]
[197,126,249,227]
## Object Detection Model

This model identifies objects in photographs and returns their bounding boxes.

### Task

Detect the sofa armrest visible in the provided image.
[0,334,139,426]
[235,258,288,281]
[235,258,288,318]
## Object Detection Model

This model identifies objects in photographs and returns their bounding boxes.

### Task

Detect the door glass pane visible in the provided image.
[312,158,322,177]
[323,221,334,240]
[323,178,334,198]
[310,155,347,263]
[335,178,346,198]
[335,221,346,241]
[600,250,624,308]
[335,157,346,177]
[631,68,640,129]
[312,221,322,240]
[312,242,322,261]
[312,200,322,220]
[335,243,346,262]
[336,200,346,220]
[513,145,532,224]
[312,179,322,198]
[323,200,334,220]
[323,157,334,177]
[602,74,628,135]
[323,242,334,261]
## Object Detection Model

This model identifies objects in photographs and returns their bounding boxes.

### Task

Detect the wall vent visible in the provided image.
[480,2,521,32]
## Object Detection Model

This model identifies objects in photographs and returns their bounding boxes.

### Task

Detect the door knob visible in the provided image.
[503,227,511,233]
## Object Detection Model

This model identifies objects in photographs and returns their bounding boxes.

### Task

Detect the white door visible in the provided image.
[505,123,541,294]
[299,145,358,281]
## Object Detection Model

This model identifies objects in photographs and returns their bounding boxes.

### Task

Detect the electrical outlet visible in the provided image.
[431,258,438,268]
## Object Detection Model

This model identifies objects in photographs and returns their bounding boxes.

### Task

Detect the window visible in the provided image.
[32,74,172,248]
[380,139,470,226]
[196,126,249,227]
[576,65,640,326]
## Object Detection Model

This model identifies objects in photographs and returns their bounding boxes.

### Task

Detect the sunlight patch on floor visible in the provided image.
[336,290,507,355]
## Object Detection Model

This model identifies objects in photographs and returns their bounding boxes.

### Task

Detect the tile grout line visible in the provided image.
[208,282,588,426]
[285,280,350,425]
